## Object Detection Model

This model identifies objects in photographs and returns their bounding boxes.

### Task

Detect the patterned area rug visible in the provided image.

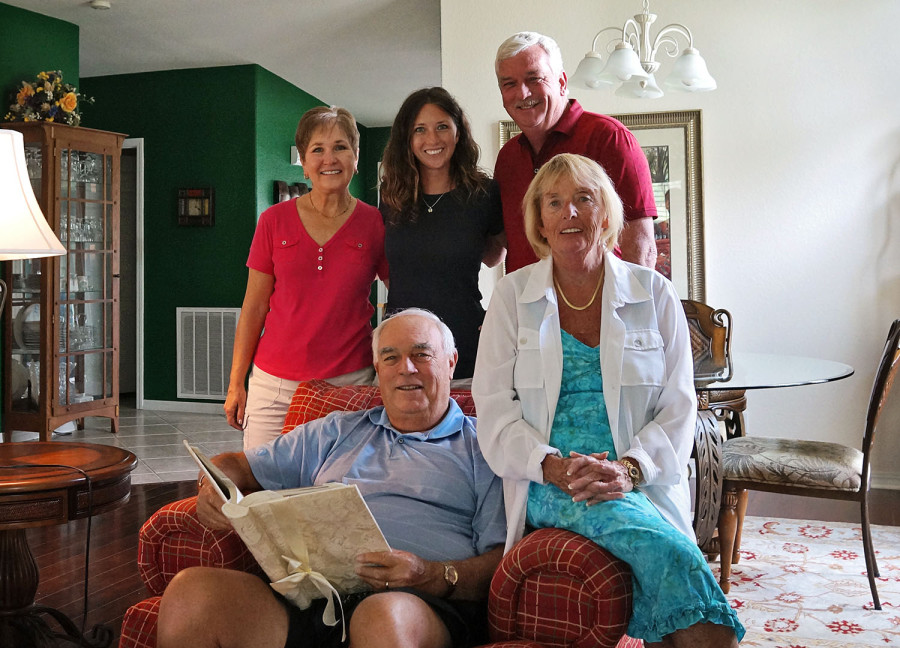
[722,516,899,646]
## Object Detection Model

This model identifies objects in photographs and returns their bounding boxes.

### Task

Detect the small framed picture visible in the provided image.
[177,188,215,226]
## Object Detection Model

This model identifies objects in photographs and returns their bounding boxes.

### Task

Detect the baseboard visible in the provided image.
[872,471,900,491]
[140,399,224,415]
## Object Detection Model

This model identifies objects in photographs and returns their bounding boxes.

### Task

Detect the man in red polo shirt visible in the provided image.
[494,31,658,272]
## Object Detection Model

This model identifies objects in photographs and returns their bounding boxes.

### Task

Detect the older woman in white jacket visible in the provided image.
[473,154,743,648]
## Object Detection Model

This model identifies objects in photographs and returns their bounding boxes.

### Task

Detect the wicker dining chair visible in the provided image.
[717,319,900,609]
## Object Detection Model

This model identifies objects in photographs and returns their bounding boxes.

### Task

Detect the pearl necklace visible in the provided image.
[422,192,447,213]
[553,266,604,311]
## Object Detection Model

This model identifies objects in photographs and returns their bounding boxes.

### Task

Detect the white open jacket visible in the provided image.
[472,254,697,553]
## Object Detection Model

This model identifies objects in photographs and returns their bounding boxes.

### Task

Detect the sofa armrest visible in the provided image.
[137,496,262,596]
[487,528,641,648]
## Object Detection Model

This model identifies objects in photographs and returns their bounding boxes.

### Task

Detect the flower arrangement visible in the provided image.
[4,70,93,127]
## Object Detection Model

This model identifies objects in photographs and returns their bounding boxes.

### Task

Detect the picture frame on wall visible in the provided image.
[498,110,705,302]
[177,188,215,227]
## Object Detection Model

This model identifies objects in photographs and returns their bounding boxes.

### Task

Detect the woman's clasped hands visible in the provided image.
[542,451,634,506]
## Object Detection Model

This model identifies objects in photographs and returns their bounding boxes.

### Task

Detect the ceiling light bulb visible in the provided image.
[90,0,111,10]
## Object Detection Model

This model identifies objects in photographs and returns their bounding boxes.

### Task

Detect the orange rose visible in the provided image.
[59,92,78,113]
[16,84,34,105]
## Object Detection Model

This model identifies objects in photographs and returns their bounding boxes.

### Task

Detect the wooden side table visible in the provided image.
[0,442,137,647]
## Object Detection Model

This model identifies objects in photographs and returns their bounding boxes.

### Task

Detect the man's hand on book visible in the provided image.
[196,478,232,531]
[355,550,446,597]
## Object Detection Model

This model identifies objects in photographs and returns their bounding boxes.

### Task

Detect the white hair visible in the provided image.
[495,31,565,79]
[372,308,456,363]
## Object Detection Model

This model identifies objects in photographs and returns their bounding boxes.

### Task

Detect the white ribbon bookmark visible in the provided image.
[270,555,347,641]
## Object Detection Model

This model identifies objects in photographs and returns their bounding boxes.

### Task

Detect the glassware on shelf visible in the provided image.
[59,359,77,404]
[28,361,40,406]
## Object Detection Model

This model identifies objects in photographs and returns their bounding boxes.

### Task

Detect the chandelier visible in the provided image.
[571,0,716,99]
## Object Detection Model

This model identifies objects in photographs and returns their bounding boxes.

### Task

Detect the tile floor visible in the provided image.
[7,400,242,484]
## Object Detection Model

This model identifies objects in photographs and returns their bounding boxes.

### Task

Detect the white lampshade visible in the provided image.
[571,51,613,89]
[615,72,664,99]
[598,42,649,84]
[663,47,717,92]
[0,129,65,260]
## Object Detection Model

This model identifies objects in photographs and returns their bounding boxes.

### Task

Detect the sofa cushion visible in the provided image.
[281,379,477,434]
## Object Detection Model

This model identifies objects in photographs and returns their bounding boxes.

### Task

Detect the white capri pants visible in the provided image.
[242,364,376,449]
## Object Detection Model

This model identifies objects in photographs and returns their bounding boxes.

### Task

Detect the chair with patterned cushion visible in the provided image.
[717,319,900,609]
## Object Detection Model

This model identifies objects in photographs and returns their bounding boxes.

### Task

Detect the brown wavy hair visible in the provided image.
[379,87,490,225]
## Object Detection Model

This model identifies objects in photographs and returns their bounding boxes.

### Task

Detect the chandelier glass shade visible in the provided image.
[571,0,716,98]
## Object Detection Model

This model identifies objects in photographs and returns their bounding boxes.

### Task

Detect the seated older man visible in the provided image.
[157,308,506,648]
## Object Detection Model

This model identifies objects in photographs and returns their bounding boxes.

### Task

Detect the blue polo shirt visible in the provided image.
[245,400,506,562]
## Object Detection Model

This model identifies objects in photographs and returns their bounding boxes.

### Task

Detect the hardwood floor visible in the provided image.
[25,481,195,646]
[23,483,900,646]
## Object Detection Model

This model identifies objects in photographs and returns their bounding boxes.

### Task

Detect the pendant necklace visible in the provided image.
[309,193,350,219]
[553,266,604,311]
[422,192,447,213]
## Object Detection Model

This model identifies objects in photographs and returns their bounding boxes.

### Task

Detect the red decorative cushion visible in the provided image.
[488,528,639,648]
[281,379,476,434]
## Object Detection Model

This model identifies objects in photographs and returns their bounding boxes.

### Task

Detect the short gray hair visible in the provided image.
[372,308,456,363]
[495,31,565,79]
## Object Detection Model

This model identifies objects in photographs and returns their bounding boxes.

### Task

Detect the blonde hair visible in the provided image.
[294,105,360,162]
[523,153,624,259]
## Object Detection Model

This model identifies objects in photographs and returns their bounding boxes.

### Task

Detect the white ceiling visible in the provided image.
[3,0,442,127]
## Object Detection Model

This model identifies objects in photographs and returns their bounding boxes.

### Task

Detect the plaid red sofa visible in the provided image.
[119,381,641,648]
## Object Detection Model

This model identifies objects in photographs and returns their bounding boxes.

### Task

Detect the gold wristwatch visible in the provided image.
[619,458,642,487]
[442,563,458,596]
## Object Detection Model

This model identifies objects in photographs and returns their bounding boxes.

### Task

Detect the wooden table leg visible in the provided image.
[692,408,723,554]
[0,528,113,647]
[717,487,740,593]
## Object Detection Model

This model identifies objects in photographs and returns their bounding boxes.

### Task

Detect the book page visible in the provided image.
[183,440,243,503]
[222,484,390,608]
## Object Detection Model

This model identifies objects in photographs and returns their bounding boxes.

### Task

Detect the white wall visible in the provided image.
[443,0,900,488]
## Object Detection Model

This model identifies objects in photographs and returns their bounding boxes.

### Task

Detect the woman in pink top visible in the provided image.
[225,106,389,448]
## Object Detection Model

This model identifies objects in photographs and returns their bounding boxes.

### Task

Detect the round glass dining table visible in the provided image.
[690,352,854,550]
[695,352,854,390]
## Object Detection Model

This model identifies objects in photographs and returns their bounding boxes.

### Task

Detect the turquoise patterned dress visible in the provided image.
[526,331,745,642]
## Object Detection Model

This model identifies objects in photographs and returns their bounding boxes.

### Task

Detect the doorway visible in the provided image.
[120,139,144,407]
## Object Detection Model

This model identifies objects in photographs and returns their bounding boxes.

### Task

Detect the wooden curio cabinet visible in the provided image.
[2,122,125,441]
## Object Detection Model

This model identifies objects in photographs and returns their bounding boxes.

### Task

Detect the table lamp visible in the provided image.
[0,129,65,319]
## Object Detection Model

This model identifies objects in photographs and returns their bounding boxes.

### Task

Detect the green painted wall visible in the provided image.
[362,126,392,206]
[253,67,320,212]
[0,3,80,108]
[80,65,388,403]
[81,66,259,401]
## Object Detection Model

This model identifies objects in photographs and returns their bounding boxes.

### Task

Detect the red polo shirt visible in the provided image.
[495,100,658,272]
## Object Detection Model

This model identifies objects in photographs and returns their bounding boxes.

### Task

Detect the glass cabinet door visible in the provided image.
[57,147,116,408]
[7,142,46,414]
